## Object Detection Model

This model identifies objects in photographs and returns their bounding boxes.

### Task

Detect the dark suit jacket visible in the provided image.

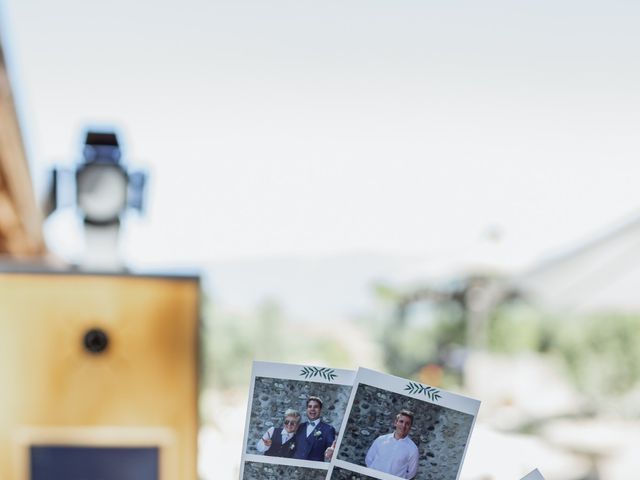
[292,420,335,461]
[265,425,297,458]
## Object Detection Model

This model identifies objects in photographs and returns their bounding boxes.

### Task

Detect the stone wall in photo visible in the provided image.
[247,377,352,454]
[336,384,474,480]
[330,466,378,480]
[242,461,327,480]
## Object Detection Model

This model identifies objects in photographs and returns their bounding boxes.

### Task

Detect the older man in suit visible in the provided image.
[255,408,301,458]
[292,396,336,461]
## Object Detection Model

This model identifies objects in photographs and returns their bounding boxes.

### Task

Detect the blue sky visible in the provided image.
[2,0,639,274]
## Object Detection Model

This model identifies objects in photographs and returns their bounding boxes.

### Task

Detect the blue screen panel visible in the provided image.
[30,446,159,480]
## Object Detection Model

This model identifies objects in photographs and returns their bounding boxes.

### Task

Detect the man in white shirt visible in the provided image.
[256,409,301,458]
[365,409,419,479]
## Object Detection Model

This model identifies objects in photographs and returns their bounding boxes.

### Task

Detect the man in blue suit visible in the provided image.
[293,396,336,461]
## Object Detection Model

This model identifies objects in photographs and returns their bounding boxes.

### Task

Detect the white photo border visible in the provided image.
[240,361,356,478]
[328,367,481,480]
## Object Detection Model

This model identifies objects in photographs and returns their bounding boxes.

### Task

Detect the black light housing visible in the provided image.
[44,129,147,270]
[46,130,146,224]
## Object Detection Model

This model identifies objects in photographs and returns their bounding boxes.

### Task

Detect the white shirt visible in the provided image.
[365,433,419,479]
[255,427,295,453]
[305,420,319,437]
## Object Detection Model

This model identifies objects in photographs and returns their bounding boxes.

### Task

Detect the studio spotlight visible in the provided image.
[46,130,146,270]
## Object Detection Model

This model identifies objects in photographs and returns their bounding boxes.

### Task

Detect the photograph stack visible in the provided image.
[240,362,544,480]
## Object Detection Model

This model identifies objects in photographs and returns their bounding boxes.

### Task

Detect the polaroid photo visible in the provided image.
[327,368,480,480]
[240,361,356,479]
[242,460,329,480]
[520,469,545,480]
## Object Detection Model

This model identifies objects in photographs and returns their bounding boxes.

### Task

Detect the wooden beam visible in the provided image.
[0,35,45,257]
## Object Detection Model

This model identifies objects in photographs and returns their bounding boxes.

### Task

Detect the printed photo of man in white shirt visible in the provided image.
[365,409,419,479]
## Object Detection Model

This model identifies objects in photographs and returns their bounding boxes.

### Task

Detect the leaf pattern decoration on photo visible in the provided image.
[299,366,338,381]
[404,381,441,401]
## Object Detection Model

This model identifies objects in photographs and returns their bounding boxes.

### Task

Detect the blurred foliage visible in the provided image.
[487,301,640,397]
[384,301,466,383]
[487,302,551,353]
[201,297,353,390]
[200,276,640,402]
[375,282,640,399]
[550,313,640,397]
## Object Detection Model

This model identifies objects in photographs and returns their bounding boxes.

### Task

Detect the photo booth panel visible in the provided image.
[13,426,177,480]
[0,272,200,480]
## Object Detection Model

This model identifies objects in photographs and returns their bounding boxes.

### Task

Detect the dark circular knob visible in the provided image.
[83,328,109,354]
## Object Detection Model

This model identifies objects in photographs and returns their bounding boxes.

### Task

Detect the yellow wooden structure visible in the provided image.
[0,272,200,479]
[0,34,201,480]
